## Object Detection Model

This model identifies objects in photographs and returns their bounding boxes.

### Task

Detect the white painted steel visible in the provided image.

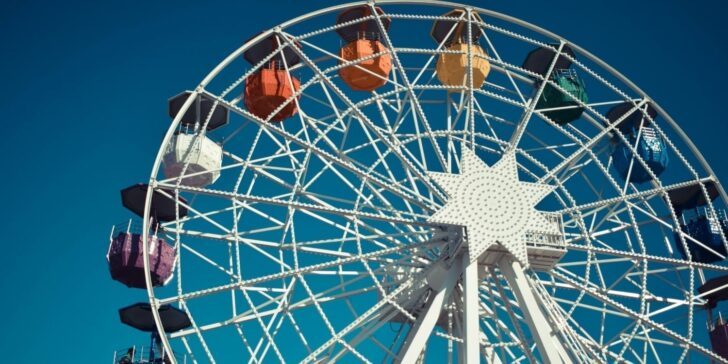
[397,260,461,363]
[135,1,728,363]
[428,148,557,266]
[463,257,481,363]
[499,256,571,363]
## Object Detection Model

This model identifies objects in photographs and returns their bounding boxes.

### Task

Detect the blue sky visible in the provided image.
[1,0,727,362]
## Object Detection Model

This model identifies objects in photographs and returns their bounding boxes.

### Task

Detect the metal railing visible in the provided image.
[552,67,579,79]
[108,219,163,240]
[111,345,188,364]
[680,207,728,233]
[709,312,727,331]
[525,212,566,249]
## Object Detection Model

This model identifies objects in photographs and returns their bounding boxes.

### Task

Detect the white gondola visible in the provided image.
[162,133,222,187]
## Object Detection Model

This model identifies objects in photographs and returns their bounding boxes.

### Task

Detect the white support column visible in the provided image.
[452,302,465,364]
[397,285,452,363]
[397,260,461,364]
[498,256,572,364]
[462,255,481,364]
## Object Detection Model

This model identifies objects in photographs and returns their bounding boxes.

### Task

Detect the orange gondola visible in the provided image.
[243,34,301,122]
[244,62,301,122]
[336,6,392,91]
[431,9,491,89]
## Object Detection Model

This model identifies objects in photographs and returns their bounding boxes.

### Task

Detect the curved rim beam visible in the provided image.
[141,1,727,362]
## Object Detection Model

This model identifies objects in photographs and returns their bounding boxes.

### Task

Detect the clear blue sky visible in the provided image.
[1,0,727,362]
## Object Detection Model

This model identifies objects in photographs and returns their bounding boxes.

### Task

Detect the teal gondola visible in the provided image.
[523,45,588,125]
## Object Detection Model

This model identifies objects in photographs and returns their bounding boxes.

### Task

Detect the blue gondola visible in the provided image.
[607,102,668,183]
[611,126,669,183]
[668,181,728,263]
[674,208,728,263]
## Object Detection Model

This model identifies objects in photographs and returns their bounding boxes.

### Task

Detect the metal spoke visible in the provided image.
[132,3,728,363]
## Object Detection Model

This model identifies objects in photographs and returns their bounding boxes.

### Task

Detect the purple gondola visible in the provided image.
[107,225,176,289]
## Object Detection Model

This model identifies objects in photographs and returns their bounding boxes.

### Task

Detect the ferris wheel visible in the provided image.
[106,1,728,363]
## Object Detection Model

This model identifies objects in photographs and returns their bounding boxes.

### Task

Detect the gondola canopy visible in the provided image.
[119,303,192,333]
[243,33,301,67]
[430,9,482,46]
[335,6,390,42]
[168,92,229,131]
[120,183,188,222]
[667,181,720,213]
[522,45,576,76]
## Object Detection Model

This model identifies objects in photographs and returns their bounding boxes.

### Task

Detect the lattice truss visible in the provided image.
[137,1,728,363]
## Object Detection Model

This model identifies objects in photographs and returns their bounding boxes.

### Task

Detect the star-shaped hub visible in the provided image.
[428,148,558,267]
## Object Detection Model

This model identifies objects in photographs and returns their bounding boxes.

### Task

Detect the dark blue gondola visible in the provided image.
[607,102,668,183]
[698,275,728,359]
[668,181,728,263]
[674,211,727,263]
[710,316,728,360]
[611,126,669,183]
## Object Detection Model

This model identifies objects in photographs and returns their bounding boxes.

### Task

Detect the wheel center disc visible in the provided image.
[427,148,559,266]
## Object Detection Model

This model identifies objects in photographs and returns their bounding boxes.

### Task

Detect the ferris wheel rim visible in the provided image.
[192,0,726,204]
[150,0,728,212]
[136,2,728,362]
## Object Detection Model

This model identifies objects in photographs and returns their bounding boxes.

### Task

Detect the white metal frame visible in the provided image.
[134,1,728,363]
